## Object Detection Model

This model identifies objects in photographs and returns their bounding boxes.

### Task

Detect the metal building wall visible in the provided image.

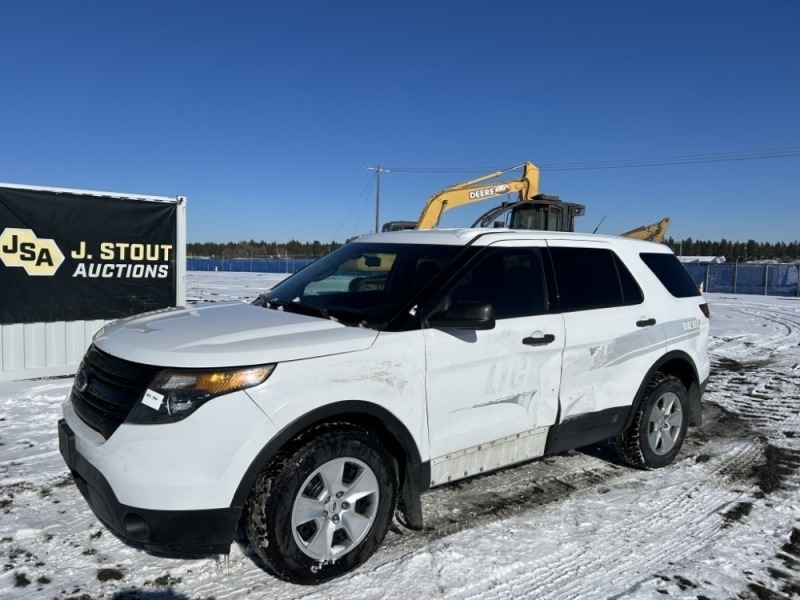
[0,319,108,381]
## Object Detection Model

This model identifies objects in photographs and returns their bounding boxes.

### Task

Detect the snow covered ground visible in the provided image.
[1,272,798,599]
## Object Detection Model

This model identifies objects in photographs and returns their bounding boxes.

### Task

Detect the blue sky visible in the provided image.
[1,1,798,244]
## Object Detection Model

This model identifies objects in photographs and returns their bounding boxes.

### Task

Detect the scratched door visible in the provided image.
[423,243,565,460]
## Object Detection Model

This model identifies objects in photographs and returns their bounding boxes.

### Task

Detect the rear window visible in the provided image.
[640,253,701,298]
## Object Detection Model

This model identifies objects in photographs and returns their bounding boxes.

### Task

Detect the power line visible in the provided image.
[384,146,800,174]
[331,170,376,242]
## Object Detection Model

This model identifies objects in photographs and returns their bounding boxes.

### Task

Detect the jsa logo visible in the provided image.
[0,228,65,276]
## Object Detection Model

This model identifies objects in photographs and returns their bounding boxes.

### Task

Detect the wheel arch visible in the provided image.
[231,400,427,529]
[627,350,702,431]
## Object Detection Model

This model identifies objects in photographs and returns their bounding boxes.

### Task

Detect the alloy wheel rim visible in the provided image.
[291,457,380,562]
[647,391,683,455]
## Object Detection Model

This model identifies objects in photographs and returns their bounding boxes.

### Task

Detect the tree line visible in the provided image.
[187,240,342,258]
[664,238,800,262]
[188,237,800,263]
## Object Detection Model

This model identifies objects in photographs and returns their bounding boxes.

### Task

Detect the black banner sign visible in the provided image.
[0,187,178,324]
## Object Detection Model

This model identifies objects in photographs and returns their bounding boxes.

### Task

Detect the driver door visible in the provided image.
[423,242,564,485]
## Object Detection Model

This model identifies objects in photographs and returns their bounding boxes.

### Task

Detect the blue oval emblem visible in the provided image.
[75,369,90,393]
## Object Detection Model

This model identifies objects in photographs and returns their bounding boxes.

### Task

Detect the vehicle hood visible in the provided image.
[93,301,379,368]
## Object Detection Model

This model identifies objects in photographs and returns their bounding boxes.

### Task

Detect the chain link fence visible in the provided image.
[187,257,316,273]
[683,263,800,297]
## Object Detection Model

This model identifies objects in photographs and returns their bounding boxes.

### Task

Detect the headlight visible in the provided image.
[126,365,275,425]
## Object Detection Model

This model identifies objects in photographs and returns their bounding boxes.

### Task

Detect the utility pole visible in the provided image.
[367,165,390,233]
[376,163,381,233]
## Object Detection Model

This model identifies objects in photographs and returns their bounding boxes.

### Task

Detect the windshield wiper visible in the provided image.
[253,293,268,307]
[265,298,331,320]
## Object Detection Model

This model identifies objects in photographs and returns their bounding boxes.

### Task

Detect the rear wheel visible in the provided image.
[246,427,397,584]
[614,373,689,469]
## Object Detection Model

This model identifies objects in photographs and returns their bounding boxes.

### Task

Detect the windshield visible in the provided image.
[256,242,464,328]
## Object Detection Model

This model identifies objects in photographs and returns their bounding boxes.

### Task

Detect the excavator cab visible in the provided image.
[381,220,417,232]
[508,196,586,231]
[473,194,586,232]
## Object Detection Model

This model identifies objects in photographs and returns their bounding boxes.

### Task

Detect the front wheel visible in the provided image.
[246,427,397,584]
[614,373,689,469]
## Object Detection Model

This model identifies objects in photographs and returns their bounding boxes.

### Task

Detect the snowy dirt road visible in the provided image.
[1,276,798,599]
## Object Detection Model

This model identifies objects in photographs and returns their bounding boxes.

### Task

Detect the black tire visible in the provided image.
[246,427,397,584]
[614,373,689,469]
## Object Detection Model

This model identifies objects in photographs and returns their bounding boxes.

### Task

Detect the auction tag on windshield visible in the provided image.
[142,389,164,411]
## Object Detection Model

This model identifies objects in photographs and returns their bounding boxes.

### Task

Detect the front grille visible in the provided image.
[70,345,162,439]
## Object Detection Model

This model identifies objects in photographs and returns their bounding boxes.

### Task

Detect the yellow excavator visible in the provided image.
[617,217,671,242]
[383,161,670,242]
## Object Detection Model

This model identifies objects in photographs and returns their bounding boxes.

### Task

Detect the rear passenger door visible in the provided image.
[423,241,565,481]
[548,241,666,423]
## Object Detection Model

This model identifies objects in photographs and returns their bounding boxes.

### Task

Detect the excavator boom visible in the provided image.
[415,162,540,229]
[619,217,671,243]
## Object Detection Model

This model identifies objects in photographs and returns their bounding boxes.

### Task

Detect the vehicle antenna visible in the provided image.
[592,215,606,234]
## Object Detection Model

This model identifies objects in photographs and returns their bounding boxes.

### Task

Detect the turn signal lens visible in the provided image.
[152,366,275,396]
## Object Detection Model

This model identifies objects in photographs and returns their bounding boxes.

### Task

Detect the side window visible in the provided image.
[549,247,643,311]
[548,206,563,231]
[449,248,547,319]
[614,253,645,304]
[640,252,702,298]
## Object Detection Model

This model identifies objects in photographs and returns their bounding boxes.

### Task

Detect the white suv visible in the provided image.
[58,229,710,584]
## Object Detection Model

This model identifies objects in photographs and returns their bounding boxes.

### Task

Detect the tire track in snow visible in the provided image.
[714,366,800,435]
[442,433,743,599]
[350,400,765,600]
[438,402,799,600]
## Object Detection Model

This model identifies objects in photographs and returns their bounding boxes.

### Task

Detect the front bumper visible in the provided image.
[59,419,240,555]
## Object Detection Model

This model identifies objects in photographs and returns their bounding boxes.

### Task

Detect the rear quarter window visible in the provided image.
[640,253,702,298]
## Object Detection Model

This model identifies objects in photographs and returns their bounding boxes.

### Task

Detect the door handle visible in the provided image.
[523,334,555,346]
[636,318,656,327]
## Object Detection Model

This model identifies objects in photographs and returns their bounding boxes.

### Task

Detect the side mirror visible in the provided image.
[427,300,495,330]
